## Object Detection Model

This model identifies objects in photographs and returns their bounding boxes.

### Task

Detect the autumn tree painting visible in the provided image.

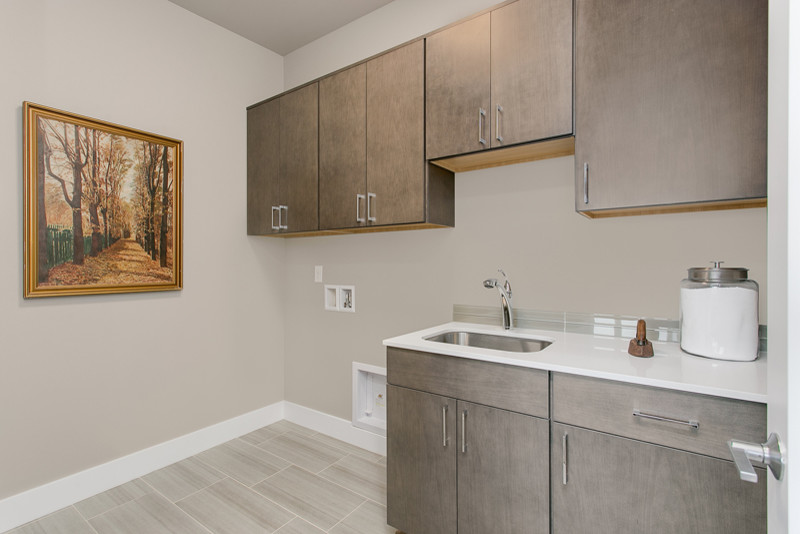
[24,103,183,298]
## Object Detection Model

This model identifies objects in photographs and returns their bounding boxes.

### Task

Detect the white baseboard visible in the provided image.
[284,401,386,456]
[0,402,284,533]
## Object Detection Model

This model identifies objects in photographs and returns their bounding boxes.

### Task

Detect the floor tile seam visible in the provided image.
[257,463,368,511]
[304,467,373,507]
[248,463,296,489]
[77,504,102,534]
[325,499,372,533]
[73,478,154,522]
[316,471,385,506]
[173,475,234,506]
[85,491,215,534]
[137,472,208,507]
[211,474,305,528]
[188,448,259,487]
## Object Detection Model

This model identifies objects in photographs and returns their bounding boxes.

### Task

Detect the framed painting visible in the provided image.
[23,102,183,298]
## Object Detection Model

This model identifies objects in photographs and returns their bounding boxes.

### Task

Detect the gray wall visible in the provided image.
[0,0,286,499]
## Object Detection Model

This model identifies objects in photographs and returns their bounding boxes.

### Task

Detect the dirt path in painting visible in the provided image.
[43,238,173,287]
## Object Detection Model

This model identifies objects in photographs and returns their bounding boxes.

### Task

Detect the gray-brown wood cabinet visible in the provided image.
[574,0,768,217]
[387,348,550,534]
[319,40,429,230]
[387,350,768,533]
[551,423,766,534]
[247,83,319,235]
[551,373,767,533]
[425,0,572,161]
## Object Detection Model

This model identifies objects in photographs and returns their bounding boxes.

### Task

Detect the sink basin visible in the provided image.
[424,331,552,353]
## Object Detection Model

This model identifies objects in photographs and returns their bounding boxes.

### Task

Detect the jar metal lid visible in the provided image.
[688,262,749,282]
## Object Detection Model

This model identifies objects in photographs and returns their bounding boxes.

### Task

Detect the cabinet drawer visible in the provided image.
[551,373,765,460]
[387,348,548,418]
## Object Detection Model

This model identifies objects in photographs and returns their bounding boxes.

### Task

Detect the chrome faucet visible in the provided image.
[483,269,513,330]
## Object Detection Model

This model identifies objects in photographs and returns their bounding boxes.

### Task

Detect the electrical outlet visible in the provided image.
[314,265,323,283]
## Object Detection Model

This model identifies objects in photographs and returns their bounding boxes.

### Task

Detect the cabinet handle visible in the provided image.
[356,194,365,223]
[632,410,699,430]
[461,410,468,453]
[367,192,377,223]
[442,405,448,447]
[279,205,288,230]
[562,433,568,485]
[271,206,280,231]
[583,163,589,205]
[478,108,487,146]
[495,104,503,143]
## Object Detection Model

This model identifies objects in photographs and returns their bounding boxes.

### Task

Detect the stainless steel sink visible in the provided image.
[424,331,552,353]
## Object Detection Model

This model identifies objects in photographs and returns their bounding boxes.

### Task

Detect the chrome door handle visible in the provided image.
[279,205,288,230]
[478,108,487,146]
[495,104,503,143]
[271,206,280,231]
[367,193,376,223]
[461,410,467,453]
[356,194,365,223]
[562,432,568,485]
[633,410,699,430]
[442,405,448,447]
[729,433,785,483]
[583,163,589,205]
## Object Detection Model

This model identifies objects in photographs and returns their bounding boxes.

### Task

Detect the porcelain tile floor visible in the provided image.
[6,421,394,534]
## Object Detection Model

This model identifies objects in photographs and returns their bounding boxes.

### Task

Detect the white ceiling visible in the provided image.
[168,0,394,56]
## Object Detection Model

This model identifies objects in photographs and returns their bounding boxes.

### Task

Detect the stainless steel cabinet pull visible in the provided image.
[583,163,589,205]
[461,410,468,453]
[367,192,377,223]
[633,410,699,430]
[356,194,365,223]
[271,206,280,231]
[478,108,487,145]
[442,405,448,447]
[562,433,568,485]
[279,205,288,230]
[495,104,503,143]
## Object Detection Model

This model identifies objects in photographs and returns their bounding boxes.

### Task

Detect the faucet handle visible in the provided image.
[498,269,512,298]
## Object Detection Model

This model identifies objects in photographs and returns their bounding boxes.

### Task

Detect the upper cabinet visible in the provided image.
[426,0,573,163]
[319,40,433,230]
[247,83,319,235]
[575,0,768,217]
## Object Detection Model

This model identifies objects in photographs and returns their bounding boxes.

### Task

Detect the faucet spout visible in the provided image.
[483,270,513,330]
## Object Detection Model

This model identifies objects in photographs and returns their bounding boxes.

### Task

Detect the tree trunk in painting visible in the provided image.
[70,124,85,266]
[159,146,169,267]
[88,129,103,257]
[36,121,49,283]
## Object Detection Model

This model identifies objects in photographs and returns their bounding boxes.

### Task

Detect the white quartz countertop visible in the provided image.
[383,322,767,404]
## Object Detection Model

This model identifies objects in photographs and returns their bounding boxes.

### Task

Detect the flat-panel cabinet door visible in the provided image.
[574,0,767,214]
[491,0,572,148]
[457,401,549,534]
[426,13,491,160]
[367,40,425,226]
[247,100,279,235]
[319,64,366,230]
[279,83,319,233]
[387,385,457,534]
[551,423,766,534]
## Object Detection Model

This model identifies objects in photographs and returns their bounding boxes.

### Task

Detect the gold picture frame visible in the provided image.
[23,102,183,298]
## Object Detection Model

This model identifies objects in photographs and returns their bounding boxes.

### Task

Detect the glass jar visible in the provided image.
[680,263,759,361]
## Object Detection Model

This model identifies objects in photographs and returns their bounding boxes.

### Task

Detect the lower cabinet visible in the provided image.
[386,352,766,534]
[387,385,549,534]
[551,423,766,534]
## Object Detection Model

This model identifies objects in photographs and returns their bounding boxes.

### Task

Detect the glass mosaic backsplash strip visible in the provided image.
[452,304,768,352]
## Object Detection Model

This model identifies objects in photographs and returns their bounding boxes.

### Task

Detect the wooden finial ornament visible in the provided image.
[628,319,654,358]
